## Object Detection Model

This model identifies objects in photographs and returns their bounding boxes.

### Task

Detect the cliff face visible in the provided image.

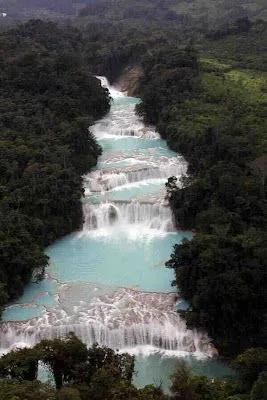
[115,65,143,97]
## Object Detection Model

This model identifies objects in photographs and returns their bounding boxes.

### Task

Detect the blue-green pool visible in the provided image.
[0,79,232,389]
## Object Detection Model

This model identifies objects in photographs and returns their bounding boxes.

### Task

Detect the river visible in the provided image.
[0,78,231,389]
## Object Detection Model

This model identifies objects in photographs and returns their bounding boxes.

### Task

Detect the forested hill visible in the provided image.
[0,20,110,314]
[77,2,267,85]
[1,0,266,26]
[0,5,266,400]
[79,0,267,25]
[136,19,267,356]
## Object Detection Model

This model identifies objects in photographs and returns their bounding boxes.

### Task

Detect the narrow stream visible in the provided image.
[0,78,231,388]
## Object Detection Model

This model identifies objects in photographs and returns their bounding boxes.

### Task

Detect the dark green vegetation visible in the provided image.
[78,1,266,83]
[0,20,110,315]
[0,334,266,399]
[0,1,266,398]
[0,334,166,400]
[201,18,267,71]
[1,0,266,30]
[137,19,267,356]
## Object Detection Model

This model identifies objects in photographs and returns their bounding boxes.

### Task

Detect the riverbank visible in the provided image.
[0,20,110,317]
[136,43,267,357]
[0,75,233,391]
[115,65,143,96]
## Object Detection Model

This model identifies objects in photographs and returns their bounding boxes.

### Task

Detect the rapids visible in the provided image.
[0,77,231,388]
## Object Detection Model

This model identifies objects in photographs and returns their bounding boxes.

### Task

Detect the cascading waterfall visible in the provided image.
[84,161,187,193]
[0,76,216,364]
[91,114,158,138]
[92,76,158,139]
[82,201,175,232]
[0,318,214,356]
[0,288,216,356]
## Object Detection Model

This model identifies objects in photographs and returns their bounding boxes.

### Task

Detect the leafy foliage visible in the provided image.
[0,20,110,315]
[0,335,265,399]
[137,21,267,355]
[231,348,267,390]
[170,359,239,400]
[0,380,56,400]
[0,335,166,400]
[250,371,267,400]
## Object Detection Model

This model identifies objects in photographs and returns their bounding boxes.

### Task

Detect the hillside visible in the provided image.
[0,0,266,30]
[135,19,267,355]
[0,2,266,399]
[0,20,110,314]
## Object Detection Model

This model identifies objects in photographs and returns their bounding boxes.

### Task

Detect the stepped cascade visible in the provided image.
[0,77,217,375]
[85,161,187,193]
[82,201,175,232]
[0,288,214,356]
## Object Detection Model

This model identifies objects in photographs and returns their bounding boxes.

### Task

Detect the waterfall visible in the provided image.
[0,288,216,357]
[0,321,214,356]
[92,117,158,139]
[92,77,158,139]
[85,171,128,192]
[0,76,216,366]
[82,201,175,232]
[84,162,187,193]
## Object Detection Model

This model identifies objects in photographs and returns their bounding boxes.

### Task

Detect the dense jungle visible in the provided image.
[0,0,266,398]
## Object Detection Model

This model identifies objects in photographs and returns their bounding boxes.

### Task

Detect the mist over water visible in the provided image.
[0,77,231,387]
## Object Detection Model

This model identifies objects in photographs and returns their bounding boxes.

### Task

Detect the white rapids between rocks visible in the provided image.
[0,77,216,359]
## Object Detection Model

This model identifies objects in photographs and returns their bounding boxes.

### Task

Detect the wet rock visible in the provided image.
[108,205,118,224]
[91,215,97,229]
[115,65,143,96]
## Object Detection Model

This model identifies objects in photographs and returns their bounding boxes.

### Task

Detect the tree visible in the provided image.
[250,155,267,189]
[250,372,267,400]
[231,348,267,391]
[190,376,228,400]
[87,343,135,383]
[0,347,39,381]
[170,360,232,400]
[170,360,195,400]
[36,333,88,389]
[56,387,82,400]
[0,380,56,400]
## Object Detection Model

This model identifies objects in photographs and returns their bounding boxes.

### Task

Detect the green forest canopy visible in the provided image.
[0,334,266,399]
[136,21,267,356]
[0,20,110,314]
[0,5,266,399]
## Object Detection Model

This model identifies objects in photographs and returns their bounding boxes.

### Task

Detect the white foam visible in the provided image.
[93,78,158,139]
[0,77,215,363]
[0,287,216,358]
[84,160,187,193]
[82,201,175,232]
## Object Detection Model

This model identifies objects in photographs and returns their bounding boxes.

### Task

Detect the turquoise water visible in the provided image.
[98,136,166,152]
[3,306,45,321]
[0,79,231,388]
[46,232,191,292]
[134,355,232,389]
[105,180,166,201]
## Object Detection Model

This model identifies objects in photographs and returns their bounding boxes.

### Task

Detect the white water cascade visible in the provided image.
[82,201,175,232]
[85,161,187,192]
[0,287,215,357]
[0,77,216,363]
[91,77,157,139]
